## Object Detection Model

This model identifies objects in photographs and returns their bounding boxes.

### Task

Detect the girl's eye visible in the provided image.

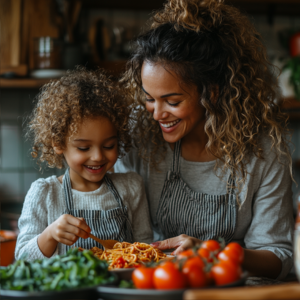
[104,145,115,150]
[168,102,180,107]
[78,148,89,151]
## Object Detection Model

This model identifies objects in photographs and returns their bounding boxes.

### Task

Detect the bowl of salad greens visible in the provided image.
[0,248,116,299]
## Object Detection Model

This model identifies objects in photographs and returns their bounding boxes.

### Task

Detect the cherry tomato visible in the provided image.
[198,248,213,263]
[115,257,125,268]
[183,256,205,269]
[132,267,155,289]
[201,240,221,252]
[218,243,244,265]
[211,261,242,286]
[153,261,187,290]
[177,249,195,259]
[224,243,244,264]
[183,264,207,288]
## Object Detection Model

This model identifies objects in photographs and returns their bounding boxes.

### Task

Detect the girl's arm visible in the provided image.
[16,179,52,260]
[16,179,91,260]
[37,215,91,257]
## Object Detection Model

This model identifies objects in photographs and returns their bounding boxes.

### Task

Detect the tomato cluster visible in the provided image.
[132,240,244,290]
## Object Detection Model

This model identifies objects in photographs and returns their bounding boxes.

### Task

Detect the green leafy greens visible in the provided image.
[0,248,115,291]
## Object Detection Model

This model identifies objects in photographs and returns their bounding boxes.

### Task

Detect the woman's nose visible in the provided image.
[153,102,169,120]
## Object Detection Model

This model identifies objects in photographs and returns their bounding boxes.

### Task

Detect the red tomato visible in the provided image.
[198,248,213,263]
[224,243,244,263]
[183,256,205,269]
[201,240,221,252]
[177,249,195,259]
[290,32,300,57]
[153,261,187,290]
[115,257,125,268]
[211,261,242,286]
[183,264,207,288]
[218,243,244,265]
[132,267,155,289]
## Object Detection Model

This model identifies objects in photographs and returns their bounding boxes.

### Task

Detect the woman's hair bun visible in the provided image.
[152,0,226,32]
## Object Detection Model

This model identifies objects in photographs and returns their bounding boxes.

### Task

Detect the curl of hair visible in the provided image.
[27,67,133,169]
[121,0,293,202]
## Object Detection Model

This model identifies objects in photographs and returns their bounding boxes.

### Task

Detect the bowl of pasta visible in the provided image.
[90,242,169,280]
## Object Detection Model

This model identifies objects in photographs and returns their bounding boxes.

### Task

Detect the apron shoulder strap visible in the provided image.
[104,175,125,209]
[171,139,182,173]
[62,168,74,210]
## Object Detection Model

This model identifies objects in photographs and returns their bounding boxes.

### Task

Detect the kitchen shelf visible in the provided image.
[82,0,300,15]
[0,61,127,89]
[280,97,300,121]
[0,78,52,89]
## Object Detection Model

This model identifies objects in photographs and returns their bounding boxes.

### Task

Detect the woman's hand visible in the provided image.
[151,234,202,255]
[38,215,91,257]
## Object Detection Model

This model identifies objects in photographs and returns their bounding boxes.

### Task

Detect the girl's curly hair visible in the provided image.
[122,0,292,200]
[28,67,132,169]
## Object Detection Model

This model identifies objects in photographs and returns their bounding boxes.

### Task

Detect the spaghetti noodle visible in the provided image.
[90,242,167,269]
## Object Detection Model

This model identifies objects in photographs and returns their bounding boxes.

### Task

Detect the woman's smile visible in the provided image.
[159,119,182,132]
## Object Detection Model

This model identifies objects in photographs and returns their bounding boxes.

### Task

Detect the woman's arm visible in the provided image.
[243,249,282,278]
[152,235,282,278]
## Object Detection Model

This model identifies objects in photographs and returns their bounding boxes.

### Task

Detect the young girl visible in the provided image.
[15,67,153,260]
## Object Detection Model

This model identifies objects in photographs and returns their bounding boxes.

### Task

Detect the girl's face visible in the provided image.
[54,117,118,191]
[141,62,206,144]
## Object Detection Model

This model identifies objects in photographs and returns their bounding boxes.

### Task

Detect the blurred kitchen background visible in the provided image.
[1,0,300,231]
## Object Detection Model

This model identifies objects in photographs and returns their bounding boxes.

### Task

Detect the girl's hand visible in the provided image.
[49,215,91,245]
[38,215,91,258]
[151,234,202,255]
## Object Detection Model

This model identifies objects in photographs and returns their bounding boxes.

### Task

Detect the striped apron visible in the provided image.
[156,140,237,243]
[63,168,133,250]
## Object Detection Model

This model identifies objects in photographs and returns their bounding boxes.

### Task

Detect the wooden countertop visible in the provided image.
[184,282,300,300]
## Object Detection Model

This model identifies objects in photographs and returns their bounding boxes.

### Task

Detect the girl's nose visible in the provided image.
[91,149,104,162]
[153,102,169,121]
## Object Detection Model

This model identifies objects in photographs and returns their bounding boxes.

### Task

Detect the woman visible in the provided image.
[115,0,294,279]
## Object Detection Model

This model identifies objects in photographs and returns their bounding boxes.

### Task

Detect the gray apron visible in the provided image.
[156,140,237,243]
[63,168,134,250]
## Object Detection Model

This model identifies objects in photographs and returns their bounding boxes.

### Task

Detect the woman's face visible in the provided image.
[141,62,206,144]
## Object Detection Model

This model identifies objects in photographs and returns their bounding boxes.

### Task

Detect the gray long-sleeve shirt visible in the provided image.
[16,172,153,261]
[114,137,294,280]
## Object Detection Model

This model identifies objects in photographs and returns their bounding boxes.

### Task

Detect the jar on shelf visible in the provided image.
[33,37,62,69]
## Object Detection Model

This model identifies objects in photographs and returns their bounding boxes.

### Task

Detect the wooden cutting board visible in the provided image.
[184,283,300,300]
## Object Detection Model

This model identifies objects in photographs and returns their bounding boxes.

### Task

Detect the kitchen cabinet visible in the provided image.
[82,0,300,15]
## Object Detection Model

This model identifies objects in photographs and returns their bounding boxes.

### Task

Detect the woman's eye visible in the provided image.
[104,145,115,149]
[145,98,154,102]
[78,148,89,151]
[168,102,180,107]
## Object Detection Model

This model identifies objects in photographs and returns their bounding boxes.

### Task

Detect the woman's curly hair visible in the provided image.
[28,67,132,169]
[122,0,293,199]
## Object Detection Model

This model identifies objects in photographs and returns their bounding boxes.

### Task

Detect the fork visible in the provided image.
[88,233,118,250]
